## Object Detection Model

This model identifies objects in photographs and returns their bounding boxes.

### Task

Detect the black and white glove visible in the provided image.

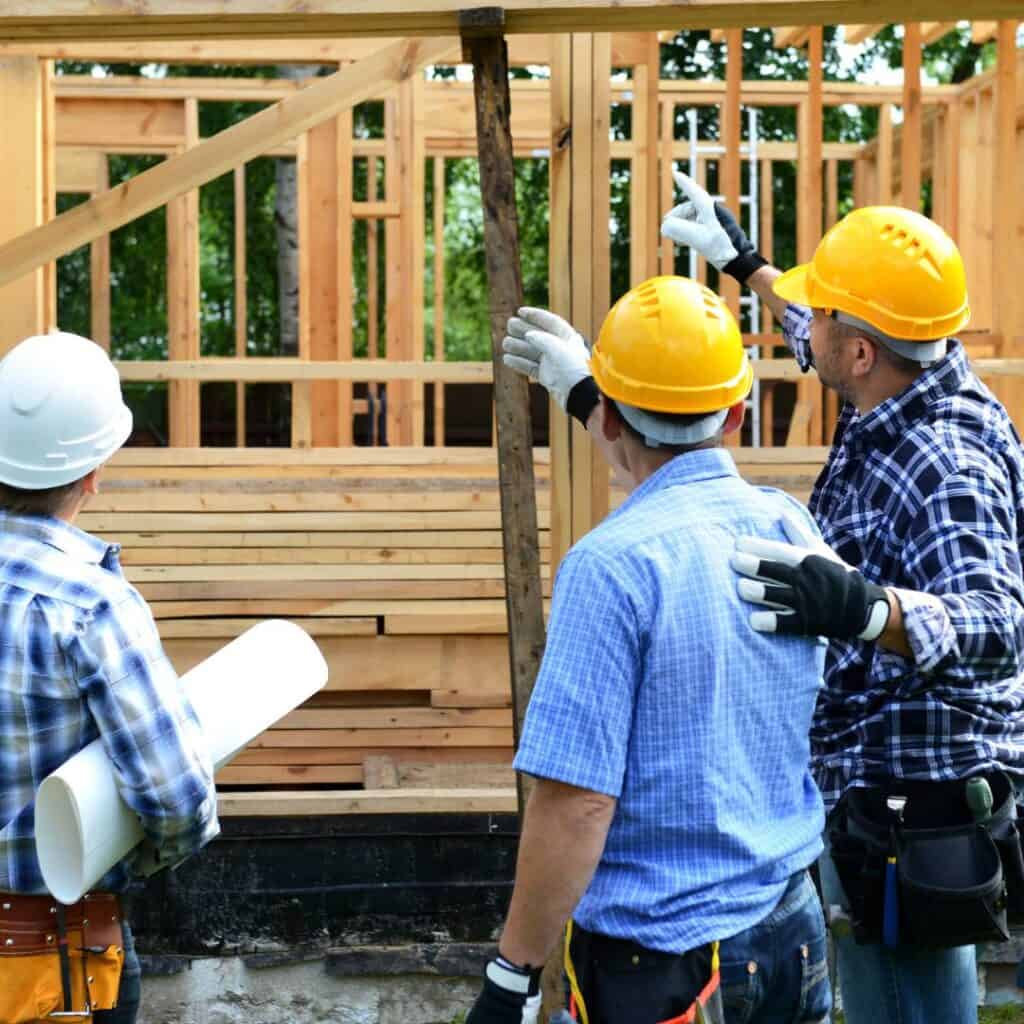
[731,535,892,642]
[502,307,600,425]
[660,169,768,284]
[465,956,542,1024]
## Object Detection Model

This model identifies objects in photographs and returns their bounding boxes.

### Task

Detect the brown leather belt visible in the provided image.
[0,892,122,954]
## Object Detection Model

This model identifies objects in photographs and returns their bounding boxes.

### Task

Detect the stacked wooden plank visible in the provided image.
[89,447,552,796]
[88,444,826,808]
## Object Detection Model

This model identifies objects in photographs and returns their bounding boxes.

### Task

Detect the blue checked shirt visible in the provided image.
[783,304,1024,810]
[0,513,219,894]
[514,450,826,953]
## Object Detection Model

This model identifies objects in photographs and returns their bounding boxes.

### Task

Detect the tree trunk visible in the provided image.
[274,64,322,356]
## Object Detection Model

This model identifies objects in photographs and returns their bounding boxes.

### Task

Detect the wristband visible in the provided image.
[566,377,600,426]
[722,250,769,285]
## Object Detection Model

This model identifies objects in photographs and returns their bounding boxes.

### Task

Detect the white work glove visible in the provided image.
[465,956,542,1024]
[660,169,768,283]
[731,517,891,642]
[503,307,598,422]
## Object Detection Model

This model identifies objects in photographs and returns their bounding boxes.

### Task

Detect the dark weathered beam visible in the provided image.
[2,1,1024,40]
[463,10,546,812]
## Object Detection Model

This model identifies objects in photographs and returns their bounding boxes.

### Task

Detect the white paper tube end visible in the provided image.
[36,775,87,904]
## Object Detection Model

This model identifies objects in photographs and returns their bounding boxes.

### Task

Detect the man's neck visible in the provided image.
[852,369,923,416]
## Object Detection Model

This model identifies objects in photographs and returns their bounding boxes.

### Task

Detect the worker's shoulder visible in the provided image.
[0,535,140,620]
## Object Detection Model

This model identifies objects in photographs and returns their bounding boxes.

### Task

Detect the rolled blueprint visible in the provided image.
[35,619,328,903]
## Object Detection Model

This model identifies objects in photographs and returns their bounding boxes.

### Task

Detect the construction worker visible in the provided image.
[0,334,219,1024]
[465,276,831,1024]
[661,174,1024,1022]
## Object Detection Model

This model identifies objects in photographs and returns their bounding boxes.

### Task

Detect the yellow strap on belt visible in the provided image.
[563,920,589,1024]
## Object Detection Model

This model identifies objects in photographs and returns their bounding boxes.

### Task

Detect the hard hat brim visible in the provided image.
[772,264,812,306]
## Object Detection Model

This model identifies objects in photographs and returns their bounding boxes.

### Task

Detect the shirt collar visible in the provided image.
[844,338,970,449]
[0,512,120,567]
[618,447,739,514]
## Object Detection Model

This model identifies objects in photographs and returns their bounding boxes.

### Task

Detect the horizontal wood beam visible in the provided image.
[109,349,1022,385]
[0,36,458,290]
[0,2,1021,40]
[921,20,956,43]
[773,26,810,47]
[844,24,886,43]
[116,359,495,383]
[1,32,647,66]
[971,20,999,43]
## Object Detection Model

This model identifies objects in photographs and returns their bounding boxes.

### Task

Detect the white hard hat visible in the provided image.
[0,333,133,490]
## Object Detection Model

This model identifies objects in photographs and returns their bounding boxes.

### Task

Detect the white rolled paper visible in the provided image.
[35,619,328,904]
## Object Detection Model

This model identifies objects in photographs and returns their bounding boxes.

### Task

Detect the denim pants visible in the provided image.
[819,839,977,1024]
[92,920,141,1024]
[718,870,831,1024]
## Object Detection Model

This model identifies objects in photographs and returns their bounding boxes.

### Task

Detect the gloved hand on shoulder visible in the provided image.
[465,955,543,1024]
[731,532,892,642]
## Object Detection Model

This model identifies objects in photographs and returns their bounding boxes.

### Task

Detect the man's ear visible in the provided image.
[722,400,746,437]
[849,335,878,379]
[81,466,102,497]
[599,396,623,443]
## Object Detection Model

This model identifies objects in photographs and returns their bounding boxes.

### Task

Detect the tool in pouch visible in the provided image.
[827,771,1024,949]
[0,892,124,1024]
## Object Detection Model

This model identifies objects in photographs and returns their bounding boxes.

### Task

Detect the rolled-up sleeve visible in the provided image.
[782,304,815,372]
[513,548,641,798]
[894,470,1024,682]
[66,591,220,870]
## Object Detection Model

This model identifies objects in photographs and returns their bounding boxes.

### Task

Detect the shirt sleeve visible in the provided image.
[781,303,815,372]
[513,548,640,798]
[893,469,1024,682]
[65,590,220,871]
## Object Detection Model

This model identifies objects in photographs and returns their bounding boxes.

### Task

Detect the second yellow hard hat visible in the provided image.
[773,206,970,341]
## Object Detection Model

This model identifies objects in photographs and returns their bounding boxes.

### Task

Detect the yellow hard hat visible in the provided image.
[590,276,753,415]
[773,206,970,341]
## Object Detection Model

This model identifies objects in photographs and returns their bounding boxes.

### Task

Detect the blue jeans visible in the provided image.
[719,870,831,1024]
[819,840,977,1024]
[93,920,141,1024]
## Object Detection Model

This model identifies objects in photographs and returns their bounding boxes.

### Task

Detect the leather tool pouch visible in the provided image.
[0,893,124,1024]
[827,773,1024,949]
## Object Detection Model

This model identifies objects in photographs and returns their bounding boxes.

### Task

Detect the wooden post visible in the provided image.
[993,20,1019,423]
[233,165,247,445]
[337,109,354,446]
[759,157,774,444]
[367,154,380,446]
[433,155,446,446]
[877,102,894,204]
[720,28,742,319]
[167,97,201,447]
[797,27,824,446]
[292,129,313,449]
[307,116,341,447]
[659,98,675,277]
[0,56,52,354]
[901,22,922,210]
[462,9,546,784]
[90,154,111,351]
[549,34,573,571]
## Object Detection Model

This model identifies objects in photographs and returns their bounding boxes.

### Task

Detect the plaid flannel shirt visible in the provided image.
[0,513,219,894]
[783,304,1024,810]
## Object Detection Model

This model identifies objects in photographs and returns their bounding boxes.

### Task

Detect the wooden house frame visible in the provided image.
[0,5,1021,817]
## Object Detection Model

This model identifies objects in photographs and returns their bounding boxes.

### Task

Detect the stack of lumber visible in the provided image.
[86,444,826,813]
[87,447,552,800]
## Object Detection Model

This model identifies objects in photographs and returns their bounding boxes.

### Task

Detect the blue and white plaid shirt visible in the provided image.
[784,304,1024,810]
[0,513,219,894]
[514,449,826,953]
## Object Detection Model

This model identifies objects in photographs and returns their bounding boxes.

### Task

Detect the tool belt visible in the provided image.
[827,771,1024,949]
[0,892,124,1024]
[564,920,722,1024]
